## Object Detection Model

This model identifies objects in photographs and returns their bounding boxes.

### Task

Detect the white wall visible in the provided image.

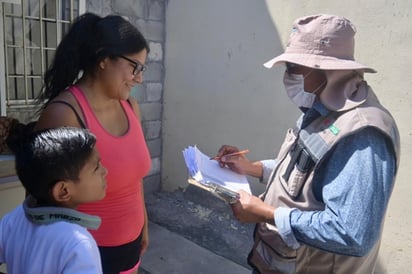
[163,1,412,272]
[163,0,299,194]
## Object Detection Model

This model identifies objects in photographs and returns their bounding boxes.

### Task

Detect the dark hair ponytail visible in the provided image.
[39,13,102,106]
[38,13,149,109]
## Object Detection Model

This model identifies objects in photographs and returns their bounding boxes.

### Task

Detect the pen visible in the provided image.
[210,149,250,160]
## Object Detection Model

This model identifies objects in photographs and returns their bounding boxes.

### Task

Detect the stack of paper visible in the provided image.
[182,145,251,194]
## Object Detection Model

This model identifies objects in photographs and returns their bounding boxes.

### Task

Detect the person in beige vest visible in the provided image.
[215,14,400,274]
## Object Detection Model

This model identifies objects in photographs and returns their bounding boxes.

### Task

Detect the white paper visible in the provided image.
[182,145,251,193]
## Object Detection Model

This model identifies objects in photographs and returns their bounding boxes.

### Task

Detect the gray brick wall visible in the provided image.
[87,0,166,193]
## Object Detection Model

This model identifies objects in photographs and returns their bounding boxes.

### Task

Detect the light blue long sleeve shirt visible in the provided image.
[262,104,397,257]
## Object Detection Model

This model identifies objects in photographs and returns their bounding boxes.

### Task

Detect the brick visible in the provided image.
[148,157,161,176]
[148,0,165,21]
[112,0,146,18]
[140,102,162,121]
[146,83,163,102]
[143,62,163,82]
[137,19,164,42]
[148,42,163,62]
[146,138,162,157]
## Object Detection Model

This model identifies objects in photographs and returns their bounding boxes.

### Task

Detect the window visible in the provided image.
[0,0,85,116]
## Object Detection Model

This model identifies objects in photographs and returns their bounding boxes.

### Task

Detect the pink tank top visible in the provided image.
[71,86,151,246]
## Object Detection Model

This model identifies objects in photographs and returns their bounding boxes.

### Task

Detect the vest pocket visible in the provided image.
[249,224,297,274]
[280,142,315,198]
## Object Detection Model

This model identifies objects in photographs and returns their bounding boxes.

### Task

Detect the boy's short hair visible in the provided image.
[7,126,96,204]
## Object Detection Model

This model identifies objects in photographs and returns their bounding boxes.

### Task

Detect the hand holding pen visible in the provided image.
[210,149,250,161]
[212,145,252,175]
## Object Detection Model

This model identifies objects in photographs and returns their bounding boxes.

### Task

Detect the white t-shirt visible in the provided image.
[0,204,102,274]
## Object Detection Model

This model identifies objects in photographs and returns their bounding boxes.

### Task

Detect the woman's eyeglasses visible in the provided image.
[119,55,147,75]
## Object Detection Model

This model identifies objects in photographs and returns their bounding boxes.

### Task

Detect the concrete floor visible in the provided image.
[143,176,412,274]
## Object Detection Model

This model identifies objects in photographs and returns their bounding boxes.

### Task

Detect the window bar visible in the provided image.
[21,0,29,104]
[3,0,81,108]
[39,0,45,99]
[11,8,18,102]
[70,0,74,21]
[2,3,10,108]
[4,5,18,103]
[28,0,34,100]
[56,0,60,42]
[0,4,5,114]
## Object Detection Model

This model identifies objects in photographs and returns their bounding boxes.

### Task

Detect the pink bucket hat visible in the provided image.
[264,14,376,73]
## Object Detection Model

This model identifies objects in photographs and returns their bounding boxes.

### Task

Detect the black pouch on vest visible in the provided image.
[281,141,315,198]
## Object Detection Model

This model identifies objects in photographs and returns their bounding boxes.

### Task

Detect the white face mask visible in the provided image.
[283,71,317,108]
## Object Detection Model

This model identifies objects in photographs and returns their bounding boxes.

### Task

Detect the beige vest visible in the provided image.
[249,87,400,274]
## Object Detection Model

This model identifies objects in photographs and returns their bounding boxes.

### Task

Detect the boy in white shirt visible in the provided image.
[0,126,107,274]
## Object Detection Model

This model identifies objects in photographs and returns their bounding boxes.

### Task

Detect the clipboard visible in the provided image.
[188,177,240,204]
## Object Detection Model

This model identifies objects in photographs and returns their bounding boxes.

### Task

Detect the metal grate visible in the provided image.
[2,0,80,107]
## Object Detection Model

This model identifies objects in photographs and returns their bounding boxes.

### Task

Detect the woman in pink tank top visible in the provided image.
[35,13,151,274]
